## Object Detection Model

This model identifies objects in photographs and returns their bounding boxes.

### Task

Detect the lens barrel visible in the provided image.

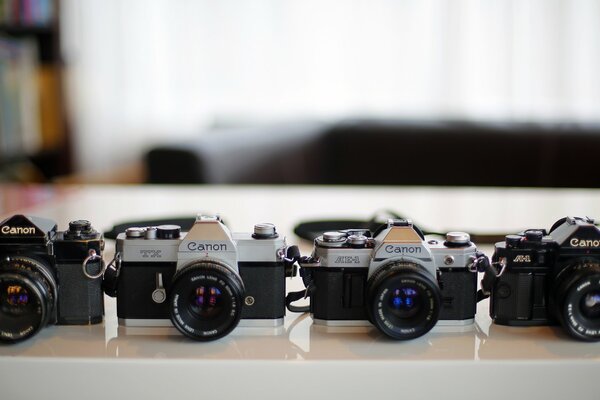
[0,257,56,342]
[169,259,245,341]
[554,262,600,341]
[366,262,441,340]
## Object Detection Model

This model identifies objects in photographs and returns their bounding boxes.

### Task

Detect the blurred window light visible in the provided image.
[61,0,600,171]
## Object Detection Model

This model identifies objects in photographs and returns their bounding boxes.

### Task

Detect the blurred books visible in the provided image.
[0,35,41,160]
[0,0,66,181]
[0,0,54,27]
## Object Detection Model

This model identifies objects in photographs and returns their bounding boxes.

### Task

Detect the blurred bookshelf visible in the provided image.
[0,0,71,182]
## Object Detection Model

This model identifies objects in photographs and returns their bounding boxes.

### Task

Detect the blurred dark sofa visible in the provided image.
[146,119,600,187]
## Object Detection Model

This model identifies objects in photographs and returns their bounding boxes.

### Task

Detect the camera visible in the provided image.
[103,215,297,341]
[0,215,105,342]
[296,219,480,340]
[489,216,600,341]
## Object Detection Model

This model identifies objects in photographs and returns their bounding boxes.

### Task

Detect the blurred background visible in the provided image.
[1,0,599,186]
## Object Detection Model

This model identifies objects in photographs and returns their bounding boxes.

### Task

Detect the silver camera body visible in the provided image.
[301,219,479,339]
[111,215,291,341]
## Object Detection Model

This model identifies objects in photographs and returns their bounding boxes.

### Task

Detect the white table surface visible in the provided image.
[1,185,600,400]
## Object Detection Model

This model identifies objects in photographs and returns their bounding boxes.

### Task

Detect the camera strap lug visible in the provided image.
[280,245,301,278]
[82,249,105,280]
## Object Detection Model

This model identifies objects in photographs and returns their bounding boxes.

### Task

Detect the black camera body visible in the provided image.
[104,216,295,341]
[0,215,104,342]
[491,216,600,341]
[298,220,479,340]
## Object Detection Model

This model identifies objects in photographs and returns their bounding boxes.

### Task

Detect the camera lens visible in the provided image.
[169,259,244,341]
[0,257,56,342]
[554,262,600,341]
[367,261,441,340]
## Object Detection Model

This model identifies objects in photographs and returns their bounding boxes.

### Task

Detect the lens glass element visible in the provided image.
[581,291,600,319]
[388,287,421,319]
[190,286,223,319]
[3,285,30,313]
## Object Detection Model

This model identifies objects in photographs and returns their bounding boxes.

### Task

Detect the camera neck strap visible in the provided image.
[475,254,506,302]
[286,257,317,313]
[102,253,122,297]
[286,286,313,313]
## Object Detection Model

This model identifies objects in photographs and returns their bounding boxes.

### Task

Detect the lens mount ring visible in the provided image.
[169,258,245,341]
[82,249,105,280]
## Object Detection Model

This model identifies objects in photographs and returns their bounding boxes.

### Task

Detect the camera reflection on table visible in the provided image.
[477,320,600,360]
[0,325,108,358]
[5,308,599,361]
[102,312,481,361]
